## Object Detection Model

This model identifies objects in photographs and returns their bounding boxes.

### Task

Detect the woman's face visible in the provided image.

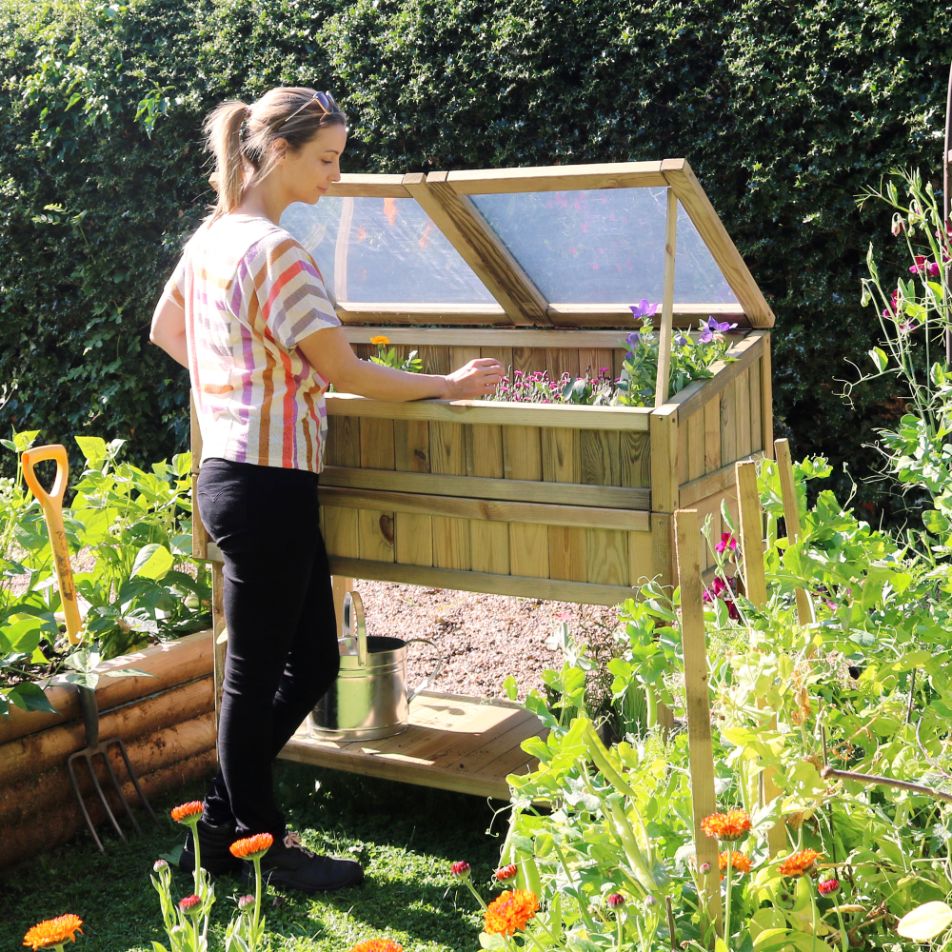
[278,123,347,207]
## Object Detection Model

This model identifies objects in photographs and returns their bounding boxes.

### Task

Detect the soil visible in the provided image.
[351,578,620,701]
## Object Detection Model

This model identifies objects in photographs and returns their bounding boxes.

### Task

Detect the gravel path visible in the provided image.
[350,578,620,701]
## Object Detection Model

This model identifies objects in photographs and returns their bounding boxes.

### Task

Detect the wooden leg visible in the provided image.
[675,508,723,931]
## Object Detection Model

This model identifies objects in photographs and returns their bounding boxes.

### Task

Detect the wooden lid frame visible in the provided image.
[310,158,774,331]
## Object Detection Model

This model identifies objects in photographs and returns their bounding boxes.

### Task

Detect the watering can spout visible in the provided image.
[341,591,368,667]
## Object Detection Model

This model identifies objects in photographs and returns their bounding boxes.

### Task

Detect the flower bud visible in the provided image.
[153,859,169,872]
[494,863,517,882]
[818,877,840,896]
[699,862,711,874]
[178,894,201,914]
[238,894,255,910]
[606,893,625,909]
[451,860,471,877]
[891,214,905,236]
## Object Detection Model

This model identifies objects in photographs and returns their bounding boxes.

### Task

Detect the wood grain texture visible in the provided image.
[673,509,723,929]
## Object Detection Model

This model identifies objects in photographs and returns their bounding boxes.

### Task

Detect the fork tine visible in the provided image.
[100,743,141,834]
[83,751,127,842]
[111,738,157,821]
[67,755,105,853]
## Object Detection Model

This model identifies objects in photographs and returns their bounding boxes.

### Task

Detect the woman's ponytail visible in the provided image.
[203,101,250,220]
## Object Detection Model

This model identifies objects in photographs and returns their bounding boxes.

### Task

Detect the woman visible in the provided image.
[150,86,503,893]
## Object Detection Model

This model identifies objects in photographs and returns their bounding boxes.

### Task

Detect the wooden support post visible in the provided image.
[674,508,723,931]
[735,460,786,855]
[654,188,678,408]
[774,439,815,627]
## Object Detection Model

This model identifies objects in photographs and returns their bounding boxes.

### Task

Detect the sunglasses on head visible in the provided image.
[281,90,338,128]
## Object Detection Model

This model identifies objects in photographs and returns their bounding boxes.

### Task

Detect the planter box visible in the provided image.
[0,630,215,870]
[315,328,770,605]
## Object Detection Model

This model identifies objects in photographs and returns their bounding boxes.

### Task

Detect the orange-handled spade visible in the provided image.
[21,444,83,644]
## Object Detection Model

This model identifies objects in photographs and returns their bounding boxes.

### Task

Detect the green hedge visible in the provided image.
[1,0,950,505]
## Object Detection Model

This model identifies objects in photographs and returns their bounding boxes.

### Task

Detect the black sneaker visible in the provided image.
[249,831,364,893]
[179,818,242,876]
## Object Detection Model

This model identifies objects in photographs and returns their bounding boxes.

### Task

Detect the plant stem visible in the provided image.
[252,855,263,948]
[724,850,733,952]
[833,902,849,952]
[809,886,818,952]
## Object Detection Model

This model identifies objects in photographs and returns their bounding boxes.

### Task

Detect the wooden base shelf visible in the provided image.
[278,690,546,800]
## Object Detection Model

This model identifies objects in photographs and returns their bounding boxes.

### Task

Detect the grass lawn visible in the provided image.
[1,762,508,950]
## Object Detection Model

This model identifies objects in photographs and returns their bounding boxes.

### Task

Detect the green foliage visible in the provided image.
[0,429,211,715]
[1,0,950,497]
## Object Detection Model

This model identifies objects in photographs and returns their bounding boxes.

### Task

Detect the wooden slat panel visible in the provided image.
[321,506,359,559]
[669,331,764,418]
[394,512,433,566]
[358,510,394,563]
[542,428,581,483]
[327,557,631,606]
[704,399,721,475]
[620,431,651,488]
[430,421,465,474]
[750,357,763,454]
[470,521,510,574]
[509,523,549,579]
[586,528,628,586]
[322,466,651,511]
[467,424,505,478]
[580,429,620,486]
[502,426,543,481]
[432,516,471,570]
[679,455,762,510]
[628,529,656,587]
[417,344,451,375]
[687,410,704,481]
[735,367,752,460]
[548,526,586,581]
[720,378,738,466]
[394,420,430,472]
[326,415,361,467]
[318,485,650,532]
[327,393,652,432]
[359,418,395,470]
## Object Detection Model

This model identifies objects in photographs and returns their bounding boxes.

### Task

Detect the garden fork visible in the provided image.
[22,443,157,851]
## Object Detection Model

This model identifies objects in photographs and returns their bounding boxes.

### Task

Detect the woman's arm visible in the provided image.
[298,327,503,401]
[149,291,188,368]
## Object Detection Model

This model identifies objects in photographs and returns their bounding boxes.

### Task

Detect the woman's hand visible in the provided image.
[443,358,505,400]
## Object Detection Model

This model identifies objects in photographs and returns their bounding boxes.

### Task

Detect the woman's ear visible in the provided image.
[271,136,289,162]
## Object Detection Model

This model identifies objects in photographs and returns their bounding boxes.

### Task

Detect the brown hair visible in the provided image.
[203,87,347,220]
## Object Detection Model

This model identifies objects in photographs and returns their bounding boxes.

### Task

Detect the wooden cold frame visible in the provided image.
[191,158,776,798]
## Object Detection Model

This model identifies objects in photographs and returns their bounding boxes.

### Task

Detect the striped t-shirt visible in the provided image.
[166,214,341,473]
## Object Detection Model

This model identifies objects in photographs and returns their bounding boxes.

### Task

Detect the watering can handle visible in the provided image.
[403,637,446,704]
[21,444,83,645]
[342,591,368,666]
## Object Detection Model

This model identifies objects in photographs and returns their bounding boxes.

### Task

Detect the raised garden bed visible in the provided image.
[0,629,214,869]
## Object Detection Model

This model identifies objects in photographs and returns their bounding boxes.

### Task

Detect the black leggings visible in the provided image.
[196,458,340,836]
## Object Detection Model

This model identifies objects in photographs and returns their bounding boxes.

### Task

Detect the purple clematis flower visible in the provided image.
[629,299,659,319]
[699,315,738,343]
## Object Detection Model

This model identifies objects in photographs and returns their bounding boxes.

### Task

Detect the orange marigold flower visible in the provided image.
[230,832,275,860]
[700,809,751,842]
[370,335,390,347]
[494,863,518,881]
[348,941,403,952]
[484,889,540,937]
[170,801,203,824]
[778,848,821,877]
[22,914,84,950]
[718,851,752,875]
